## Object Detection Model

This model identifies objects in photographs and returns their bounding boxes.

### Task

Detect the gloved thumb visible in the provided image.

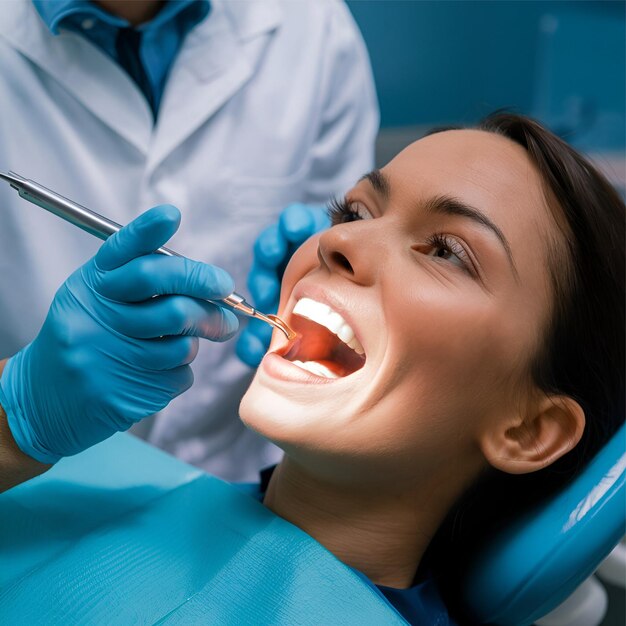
[95,205,181,271]
[279,203,330,244]
[279,203,316,244]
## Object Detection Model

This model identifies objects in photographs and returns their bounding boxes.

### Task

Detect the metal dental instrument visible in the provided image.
[0,171,296,341]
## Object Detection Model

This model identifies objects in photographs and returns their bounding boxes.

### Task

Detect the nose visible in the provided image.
[317,223,377,285]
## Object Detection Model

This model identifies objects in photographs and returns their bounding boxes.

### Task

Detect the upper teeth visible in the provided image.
[292,298,365,355]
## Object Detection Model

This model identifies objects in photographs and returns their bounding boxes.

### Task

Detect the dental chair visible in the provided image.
[1,425,624,624]
[462,423,625,625]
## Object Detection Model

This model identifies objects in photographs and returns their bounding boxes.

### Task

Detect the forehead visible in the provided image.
[385,130,546,219]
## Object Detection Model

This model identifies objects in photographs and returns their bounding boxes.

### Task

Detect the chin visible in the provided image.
[239,377,272,435]
[239,372,321,448]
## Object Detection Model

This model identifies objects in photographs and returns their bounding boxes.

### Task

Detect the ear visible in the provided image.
[480,395,586,475]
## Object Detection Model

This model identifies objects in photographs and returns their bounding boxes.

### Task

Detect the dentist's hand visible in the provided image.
[0,205,238,464]
[236,203,329,367]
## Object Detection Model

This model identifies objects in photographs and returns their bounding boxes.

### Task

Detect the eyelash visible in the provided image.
[327,196,368,224]
[327,196,474,275]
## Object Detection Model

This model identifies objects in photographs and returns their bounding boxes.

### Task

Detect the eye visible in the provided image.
[327,197,373,226]
[424,233,474,275]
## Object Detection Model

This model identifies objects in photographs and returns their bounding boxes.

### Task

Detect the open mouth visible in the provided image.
[275,297,366,379]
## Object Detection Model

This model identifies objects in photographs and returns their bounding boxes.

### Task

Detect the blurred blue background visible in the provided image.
[347,0,625,167]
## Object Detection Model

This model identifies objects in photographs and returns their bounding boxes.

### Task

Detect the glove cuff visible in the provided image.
[0,356,61,465]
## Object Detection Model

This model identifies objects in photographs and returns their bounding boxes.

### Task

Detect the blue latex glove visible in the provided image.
[0,205,239,464]
[236,203,329,367]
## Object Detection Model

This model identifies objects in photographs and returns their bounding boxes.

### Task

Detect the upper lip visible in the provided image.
[287,282,366,354]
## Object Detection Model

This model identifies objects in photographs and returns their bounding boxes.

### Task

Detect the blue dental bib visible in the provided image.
[0,434,406,624]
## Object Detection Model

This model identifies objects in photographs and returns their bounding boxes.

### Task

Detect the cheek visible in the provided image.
[278,234,322,311]
[385,286,528,416]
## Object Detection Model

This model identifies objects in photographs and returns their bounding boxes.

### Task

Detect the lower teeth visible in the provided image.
[290,360,339,379]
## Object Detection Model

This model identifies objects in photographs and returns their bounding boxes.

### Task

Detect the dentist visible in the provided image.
[0,0,378,481]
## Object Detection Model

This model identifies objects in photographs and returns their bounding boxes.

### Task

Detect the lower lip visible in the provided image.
[260,352,338,385]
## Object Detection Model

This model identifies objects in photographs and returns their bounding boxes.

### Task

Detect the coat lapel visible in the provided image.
[0,1,153,156]
[147,0,282,173]
[0,0,282,169]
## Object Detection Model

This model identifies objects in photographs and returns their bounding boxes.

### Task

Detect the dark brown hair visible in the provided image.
[424,113,625,622]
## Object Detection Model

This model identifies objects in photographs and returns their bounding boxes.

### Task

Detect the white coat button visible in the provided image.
[81,18,95,30]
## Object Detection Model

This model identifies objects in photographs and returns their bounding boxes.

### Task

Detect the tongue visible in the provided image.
[278,316,366,378]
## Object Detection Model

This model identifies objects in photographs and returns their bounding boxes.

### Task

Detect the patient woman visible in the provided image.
[238,113,625,623]
[2,114,624,624]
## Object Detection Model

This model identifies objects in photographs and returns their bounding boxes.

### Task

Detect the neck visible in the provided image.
[94,1,162,26]
[263,456,457,588]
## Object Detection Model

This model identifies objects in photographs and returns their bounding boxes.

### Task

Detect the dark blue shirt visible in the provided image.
[365,573,456,626]
[31,0,210,117]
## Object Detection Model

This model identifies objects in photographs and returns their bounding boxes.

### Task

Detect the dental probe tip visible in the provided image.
[254,312,297,341]
[267,314,298,341]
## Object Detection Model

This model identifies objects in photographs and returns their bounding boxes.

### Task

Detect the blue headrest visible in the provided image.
[463,423,626,625]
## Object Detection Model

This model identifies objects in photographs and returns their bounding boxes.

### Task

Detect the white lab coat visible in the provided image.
[0,0,378,481]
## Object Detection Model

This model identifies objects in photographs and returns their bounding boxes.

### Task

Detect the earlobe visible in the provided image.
[481,395,586,475]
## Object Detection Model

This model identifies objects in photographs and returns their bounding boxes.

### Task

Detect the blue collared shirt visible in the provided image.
[32,0,210,118]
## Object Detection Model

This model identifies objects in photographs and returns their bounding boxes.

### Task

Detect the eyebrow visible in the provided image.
[360,169,390,198]
[360,168,520,281]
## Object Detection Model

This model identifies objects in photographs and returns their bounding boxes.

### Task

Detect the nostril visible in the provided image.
[331,251,353,274]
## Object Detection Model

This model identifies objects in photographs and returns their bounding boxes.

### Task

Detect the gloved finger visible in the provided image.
[130,365,196,420]
[236,327,269,368]
[247,262,280,310]
[110,364,196,431]
[163,364,195,400]
[132,336,200,371]
[95,205,181,271]
[279,203,316,244]
[97,254,235,303]
[160,364,195,402]
[312,205,331,232]
[109,295,239,341]
[254,223,287,269]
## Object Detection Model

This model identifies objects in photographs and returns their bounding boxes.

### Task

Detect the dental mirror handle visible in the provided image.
[0,171,264,319]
